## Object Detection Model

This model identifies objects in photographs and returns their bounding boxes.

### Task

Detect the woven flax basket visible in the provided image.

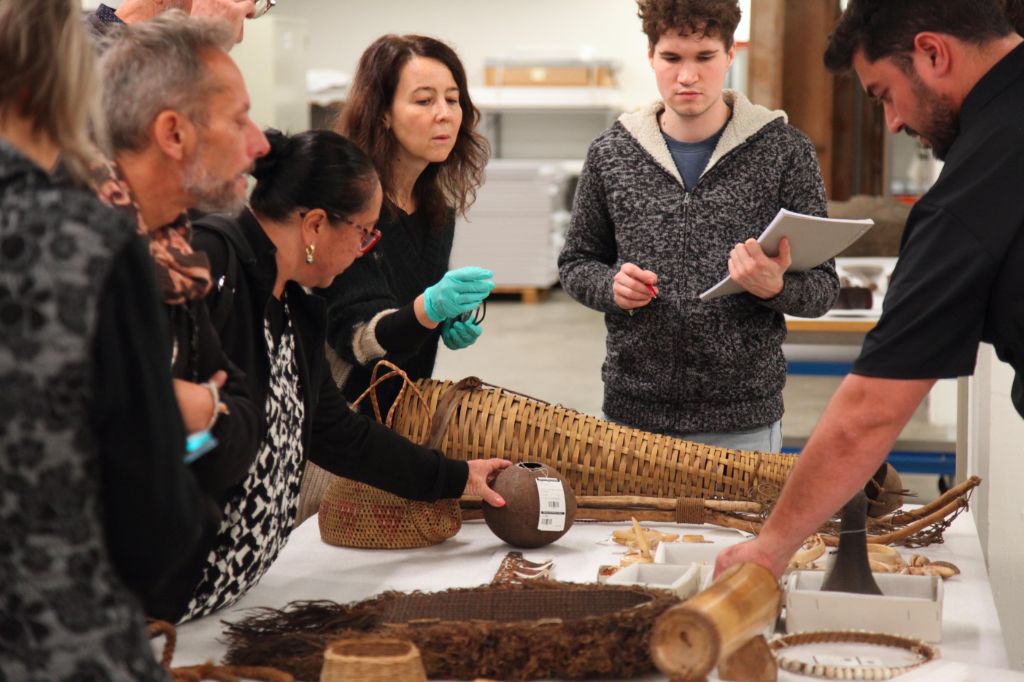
[318,363,462,549]
[388,371,799,502]
[320,638,426,682]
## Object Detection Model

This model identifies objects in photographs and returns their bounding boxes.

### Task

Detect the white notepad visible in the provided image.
[699,208,875,301]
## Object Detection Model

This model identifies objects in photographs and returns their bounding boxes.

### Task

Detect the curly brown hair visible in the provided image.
[337,34,489,229]
[637,0,742,50]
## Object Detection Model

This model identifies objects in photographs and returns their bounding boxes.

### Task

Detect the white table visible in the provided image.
[171,511,1019,681]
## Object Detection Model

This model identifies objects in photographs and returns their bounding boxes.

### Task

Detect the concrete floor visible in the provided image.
[434,288,947,502]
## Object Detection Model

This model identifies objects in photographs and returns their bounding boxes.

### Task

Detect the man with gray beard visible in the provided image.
[95,11,267,619]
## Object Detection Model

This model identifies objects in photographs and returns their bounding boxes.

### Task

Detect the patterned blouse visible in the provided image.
[182,297,306,620]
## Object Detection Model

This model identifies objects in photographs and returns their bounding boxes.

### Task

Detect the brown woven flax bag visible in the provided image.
[318,362,464,549]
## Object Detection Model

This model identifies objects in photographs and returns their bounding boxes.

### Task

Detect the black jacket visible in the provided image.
[192,209,468,503]
[144,209,468,622]
[166,299,261,499]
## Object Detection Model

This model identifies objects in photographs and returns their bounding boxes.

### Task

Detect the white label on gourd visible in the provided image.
[536,477,566,532]
[813,656,884,667]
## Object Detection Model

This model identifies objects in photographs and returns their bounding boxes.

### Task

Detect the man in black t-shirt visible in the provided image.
[717,0,1024,578]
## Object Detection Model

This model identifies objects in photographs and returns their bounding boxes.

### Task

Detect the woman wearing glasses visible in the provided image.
[175,129,509,623]
[319,35,494,422]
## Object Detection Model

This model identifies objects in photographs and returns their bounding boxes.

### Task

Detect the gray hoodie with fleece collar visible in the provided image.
[559,90,839,435]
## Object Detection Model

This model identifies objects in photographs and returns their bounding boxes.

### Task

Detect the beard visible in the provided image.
[182,141,248,215]
[905,72,960,161]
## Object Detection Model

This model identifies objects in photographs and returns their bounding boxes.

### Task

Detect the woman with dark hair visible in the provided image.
[177,128,509,623]
[320,34,493,419]
[0,0,215,678]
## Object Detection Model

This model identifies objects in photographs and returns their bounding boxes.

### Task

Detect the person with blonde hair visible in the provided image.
[0,0,215,678]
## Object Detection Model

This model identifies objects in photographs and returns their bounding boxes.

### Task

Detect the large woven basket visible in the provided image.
[389,374,798,502]
[317,363,464,549]
[224,581,680,680]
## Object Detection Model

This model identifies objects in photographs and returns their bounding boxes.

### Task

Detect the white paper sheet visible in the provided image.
[699,208,874,301]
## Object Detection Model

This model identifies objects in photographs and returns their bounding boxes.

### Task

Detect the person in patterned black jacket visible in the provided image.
[0,1,217,679]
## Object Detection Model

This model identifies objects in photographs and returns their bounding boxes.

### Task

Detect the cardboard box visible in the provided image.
[785,571,944,642]
[484,62,616,87]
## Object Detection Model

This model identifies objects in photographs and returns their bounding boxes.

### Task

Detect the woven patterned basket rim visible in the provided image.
[378,586,657,625]
[325,637,420,662]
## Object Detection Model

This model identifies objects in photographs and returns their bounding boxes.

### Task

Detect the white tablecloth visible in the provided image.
[170,510,1020,681]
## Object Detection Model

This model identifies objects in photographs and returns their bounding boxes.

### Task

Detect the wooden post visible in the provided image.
[782,0,839,195]
[748,0,786,110]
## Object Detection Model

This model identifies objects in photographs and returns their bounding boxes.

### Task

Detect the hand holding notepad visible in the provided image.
[699,209,874,301]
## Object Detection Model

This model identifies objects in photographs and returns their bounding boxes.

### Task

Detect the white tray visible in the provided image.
[785,570,944,642]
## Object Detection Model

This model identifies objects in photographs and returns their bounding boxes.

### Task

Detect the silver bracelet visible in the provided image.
[202,380,225,431]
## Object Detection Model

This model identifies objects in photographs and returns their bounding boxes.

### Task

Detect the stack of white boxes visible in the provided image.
[450,159,580,290]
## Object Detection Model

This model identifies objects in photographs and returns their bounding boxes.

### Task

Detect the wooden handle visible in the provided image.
[575,495,762,513]
[650,563,780,680]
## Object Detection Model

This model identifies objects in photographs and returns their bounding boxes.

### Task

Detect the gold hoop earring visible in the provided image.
[305,243,316,264]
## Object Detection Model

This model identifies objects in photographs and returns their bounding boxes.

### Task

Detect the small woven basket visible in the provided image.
[318,479,461,549]
[320,638,426,682]
[318,362,464,549]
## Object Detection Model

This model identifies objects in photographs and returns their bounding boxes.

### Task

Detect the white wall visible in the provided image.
[272,0,660,110]
[87,0,755,113]
[968,345,1024,670]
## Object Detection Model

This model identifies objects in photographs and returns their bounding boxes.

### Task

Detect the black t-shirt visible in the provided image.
[853,42,1024,417]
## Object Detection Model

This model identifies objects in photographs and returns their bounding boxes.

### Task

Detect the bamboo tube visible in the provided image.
[650,563,780,680]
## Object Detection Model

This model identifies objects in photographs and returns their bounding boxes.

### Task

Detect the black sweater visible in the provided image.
[144,209,469,621]
[319,208,454,416]
[166,300,261,499]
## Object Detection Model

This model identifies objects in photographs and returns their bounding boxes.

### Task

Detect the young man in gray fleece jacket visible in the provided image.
[558,0,839,451]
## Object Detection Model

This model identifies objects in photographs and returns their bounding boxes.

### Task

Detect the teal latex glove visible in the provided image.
[440,318,482,350]
[423,266,495,323]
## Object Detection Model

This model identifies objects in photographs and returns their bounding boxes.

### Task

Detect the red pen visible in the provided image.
[645,283,658,299]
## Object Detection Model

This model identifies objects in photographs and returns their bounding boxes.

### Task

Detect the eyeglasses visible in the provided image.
[341,217,382,254]
[252,0,276,19]
[299,209,382,254]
